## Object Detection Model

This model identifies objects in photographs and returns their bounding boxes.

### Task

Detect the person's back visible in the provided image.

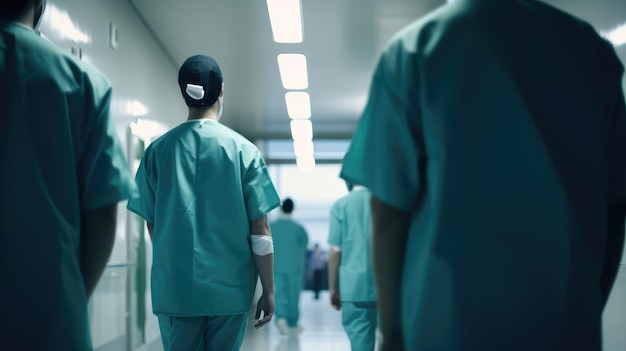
[329,188,376,305]
[271,198,309,333]
[127,55,280,350]
[341,0,626,350]
[0,2,137,349]
[327,186,378,351]
[139,119,270,313]
[272,202,308,275]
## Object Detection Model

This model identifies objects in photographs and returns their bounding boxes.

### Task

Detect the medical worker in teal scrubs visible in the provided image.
[0,1,138,349]
[340,1,626,350]
[327,184,378,351]
[127,55,281,351]
[271,198,309,335]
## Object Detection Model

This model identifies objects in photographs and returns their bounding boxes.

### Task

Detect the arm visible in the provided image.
[80,204,118,298]
[328,248,342,310]
[601,201,626,305]
[250,215,275,329]
[147,222,154,240]
[371,196,410,350]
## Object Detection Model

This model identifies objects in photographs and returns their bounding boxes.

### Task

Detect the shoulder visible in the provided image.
[380,3,456,60]
[6,24,112,95]
[270,218,285,226]
[212,124,263,157]
[43,31,111,92]
[331,194,351,212]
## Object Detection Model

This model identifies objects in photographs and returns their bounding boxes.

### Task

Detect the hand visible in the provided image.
[378,329,405,351]
[330,289,341,310]
[254,292,275,329]
[379,340,405,351]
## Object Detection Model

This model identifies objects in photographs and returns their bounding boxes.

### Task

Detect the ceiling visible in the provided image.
[130,0,626,144]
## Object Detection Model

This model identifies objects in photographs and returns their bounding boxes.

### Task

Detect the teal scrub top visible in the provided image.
[127,119,280,316]
[341,0,626,350]
[327,188,376,302]
[0,22,137,350]
[271,218,309,274]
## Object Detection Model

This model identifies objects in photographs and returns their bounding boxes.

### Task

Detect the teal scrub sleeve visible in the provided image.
[341,52,424,211]
[242,156,281,220]
[609,85,626,203]
[126,153,155,222]
[327,201,343,247]
[77,78,137,210]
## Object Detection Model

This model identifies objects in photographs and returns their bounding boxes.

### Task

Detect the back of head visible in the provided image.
[281,198,294,214]
[0,0,32,21]
[0,0,45,29]
[178,54,223,108]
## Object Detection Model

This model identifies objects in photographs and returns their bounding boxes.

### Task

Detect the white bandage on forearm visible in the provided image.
[331,245,342,252]
[251,234,274,255]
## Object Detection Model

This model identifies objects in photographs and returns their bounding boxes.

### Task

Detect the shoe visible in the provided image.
[276,318,288,335]
[290,326,303,335]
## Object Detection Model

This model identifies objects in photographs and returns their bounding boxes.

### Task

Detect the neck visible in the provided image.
[16,7,36,29]
[187,105,219,122]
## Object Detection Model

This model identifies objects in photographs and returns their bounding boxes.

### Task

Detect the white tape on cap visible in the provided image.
[251,234,274,256]
[186,84,205,100]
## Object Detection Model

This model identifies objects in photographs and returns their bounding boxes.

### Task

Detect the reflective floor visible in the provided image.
[240,291,352,351]
[145,266,626,351]
[146,290,352,351]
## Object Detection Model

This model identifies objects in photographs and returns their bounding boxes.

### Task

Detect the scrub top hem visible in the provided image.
[249,201,282,221]
[126,205,154,223]
[154,310,251,317]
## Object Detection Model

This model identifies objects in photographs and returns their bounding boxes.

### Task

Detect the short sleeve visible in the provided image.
[341,47,424,211]
[126,151,155,222]
[327,201,343,247]
[242,152,281,220]
[78,77,137,210]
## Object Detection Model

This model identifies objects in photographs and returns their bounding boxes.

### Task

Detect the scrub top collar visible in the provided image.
[183,118,219,126]
[0,21,33,31]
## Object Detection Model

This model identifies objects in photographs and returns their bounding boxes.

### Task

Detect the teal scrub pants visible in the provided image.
[342,302,378,351]
[157,313,248,351]
[274,272,304,327]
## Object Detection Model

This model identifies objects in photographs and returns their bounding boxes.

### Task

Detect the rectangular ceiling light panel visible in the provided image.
[277,54,308,89]
[601,22,626,47]
[293,139,314,157]
[285,92,311,119]
[296,156,316,172]
[266,0,303,43]
[290,119,313,140]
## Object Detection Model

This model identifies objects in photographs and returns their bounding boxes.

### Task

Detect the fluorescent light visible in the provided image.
[129,118,168,143]
[601,22,626,47]
[285,92,311,119]
[290,120,313,141]
[46,5,91,43]
[277,54,308,89]
[296,156,316,172]
[293,139,314,157]
[266,0,303,43]
[129,100,149,117]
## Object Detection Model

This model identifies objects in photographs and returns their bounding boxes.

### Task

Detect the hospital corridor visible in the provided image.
[2,0,626,350]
